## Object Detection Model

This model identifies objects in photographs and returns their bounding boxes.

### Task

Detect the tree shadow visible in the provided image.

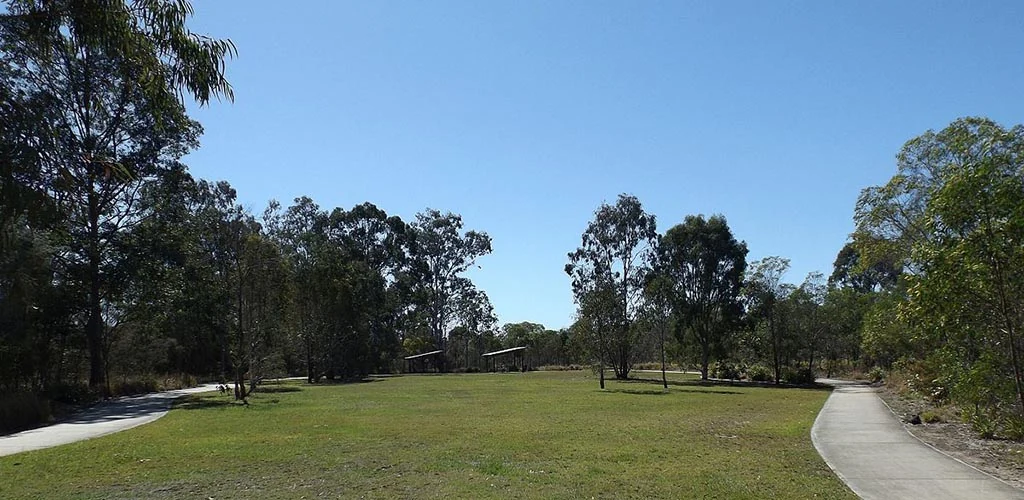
[607,388,670,396]
[57,393,179,424]
[626,376,832,393]
[307,377,382,386]
[171,398,236,411]
[253,386,302,394]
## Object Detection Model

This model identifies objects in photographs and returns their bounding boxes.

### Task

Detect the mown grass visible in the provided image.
[0,371,853,499]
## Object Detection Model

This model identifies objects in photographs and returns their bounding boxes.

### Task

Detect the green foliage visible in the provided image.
[867,366,885,384]
[860,292,917,367]
[566,194,658,382]
[656,214,747,380]
[409,209,493,354]
[746,364,772,382]
[781,367,815,385]
[711,361,741,380]
[0,0,232,391]
[744,256,791,383]
[920,410,943,424]
[853,117,1024,437]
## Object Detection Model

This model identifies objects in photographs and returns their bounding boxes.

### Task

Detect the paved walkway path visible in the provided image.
[0,384,220,457]
[812,379,1024,499]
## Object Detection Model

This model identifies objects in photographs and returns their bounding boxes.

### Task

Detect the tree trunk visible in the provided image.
[700,347,710,381]
[306,336,315,384]
[660,321,667,389]
[234,261,246,400]
[991,254,1024,418]
[770,310,781,384]
[86,215,106,393]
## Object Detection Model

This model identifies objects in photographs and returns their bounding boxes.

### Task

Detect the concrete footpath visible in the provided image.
[812,379,1024,499]
[0,384,220,457]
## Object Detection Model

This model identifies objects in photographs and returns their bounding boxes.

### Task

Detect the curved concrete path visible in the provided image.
[812,379,1024,499]
[0,384,219,457]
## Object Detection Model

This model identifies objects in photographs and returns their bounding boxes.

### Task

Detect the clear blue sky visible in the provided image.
[183,1,1024,329]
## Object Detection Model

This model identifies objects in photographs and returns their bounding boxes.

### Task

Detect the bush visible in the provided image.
[157,373,197,391]
[746,365,772,382]
[0,392,52,433]
[920,409,943,424]
[868,366,885,384]
[712,361,740,380]
[1002,415,1024,441]
[782,367,815,385]
[967,409,997,439]
[110,377,159,397]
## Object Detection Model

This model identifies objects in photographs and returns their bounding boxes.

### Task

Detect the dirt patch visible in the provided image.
[878,388,1024,489]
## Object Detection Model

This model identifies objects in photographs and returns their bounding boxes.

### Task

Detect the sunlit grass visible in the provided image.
[0,371,853,499]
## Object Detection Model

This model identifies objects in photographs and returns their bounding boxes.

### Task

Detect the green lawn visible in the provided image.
[0,371,854,499]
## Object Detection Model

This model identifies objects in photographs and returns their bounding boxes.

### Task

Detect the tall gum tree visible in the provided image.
[408,209,492,364]
[566,194,657,381]
[0,0,234,391]
[745,256,791,384]
[656,215,747,381]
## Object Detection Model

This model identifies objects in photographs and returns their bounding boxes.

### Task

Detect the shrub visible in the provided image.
[110,377,159,397]
[0,392,52,434]
[782,367,815,385]
[712,361,740,380]
[157,373,197,391]
[966,409,997,439]
[746,365,772,382]
[868,366,885,384]
[1002,415,1024,441]
[920,410,943,424]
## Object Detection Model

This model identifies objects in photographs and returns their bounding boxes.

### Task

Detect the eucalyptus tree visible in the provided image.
[788,272,827,374]
[744,256,791,384]
[571,276,619,388]
[452,287,496,369]
[330,203,412,373]
[656,215,747,380]
[408,209,492,362]
[566,194,658,380]
[894,118,1024,426]
[0,0,233,390]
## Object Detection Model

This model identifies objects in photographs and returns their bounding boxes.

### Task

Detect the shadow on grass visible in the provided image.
[171,398,235,411]
[253,386,302,394]
[307,377,382,386]
[626,376,832,392]
[607,388,670,396]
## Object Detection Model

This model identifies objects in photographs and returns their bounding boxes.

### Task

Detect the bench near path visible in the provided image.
[812,379,1024,500]
[0,384,220,457]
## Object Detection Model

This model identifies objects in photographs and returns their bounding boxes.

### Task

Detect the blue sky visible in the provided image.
[183,1,1024,329]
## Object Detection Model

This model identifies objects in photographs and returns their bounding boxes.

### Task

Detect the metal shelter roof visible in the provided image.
[481,346,527,357]
[403,349,444,360]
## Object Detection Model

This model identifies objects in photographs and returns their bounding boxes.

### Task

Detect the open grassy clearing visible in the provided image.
[0,371,853,499]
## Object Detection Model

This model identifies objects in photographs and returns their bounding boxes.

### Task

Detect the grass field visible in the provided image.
[0,371,854,499]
